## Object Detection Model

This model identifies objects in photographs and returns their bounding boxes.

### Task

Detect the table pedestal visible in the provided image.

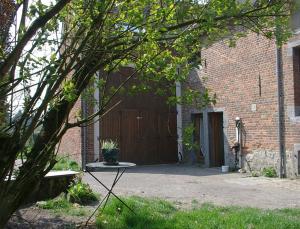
[84,162,136,225]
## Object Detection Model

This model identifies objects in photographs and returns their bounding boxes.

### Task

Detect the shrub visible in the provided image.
[68,181,98,205]
[53,156,80,171]
[262,167,277,178]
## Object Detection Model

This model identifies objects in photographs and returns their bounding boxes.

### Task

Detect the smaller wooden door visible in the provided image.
[208,112,224,167]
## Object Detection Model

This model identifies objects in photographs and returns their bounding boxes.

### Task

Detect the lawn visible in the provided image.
[96,197,300,229]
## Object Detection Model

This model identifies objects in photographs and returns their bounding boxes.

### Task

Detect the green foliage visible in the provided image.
[68,181,98,205]
[0,0,294,224]
[62,80,77,102]
[182,123,199,151]
[38,195,89,217]
[96,197,300,229]
[52,156,80,171]
[39,196,70,210]
[101,140,118,150]
[262,167,277,178]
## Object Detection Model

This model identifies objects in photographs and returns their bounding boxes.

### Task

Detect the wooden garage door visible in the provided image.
[100,109,177,164]
[99,67,177,164]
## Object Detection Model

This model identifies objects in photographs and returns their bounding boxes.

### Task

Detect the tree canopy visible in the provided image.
[0,0,292,226]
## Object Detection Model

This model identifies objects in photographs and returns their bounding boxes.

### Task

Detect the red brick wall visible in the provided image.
[58,90,98,165]
[185,33,279,150]
[183,32,300,175]
[58,99,82,164]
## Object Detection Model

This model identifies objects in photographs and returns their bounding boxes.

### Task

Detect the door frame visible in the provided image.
[191,113,205,163]
[191,108,228,168]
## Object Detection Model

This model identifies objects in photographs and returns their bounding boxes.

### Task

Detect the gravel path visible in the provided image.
[83,164,300,209]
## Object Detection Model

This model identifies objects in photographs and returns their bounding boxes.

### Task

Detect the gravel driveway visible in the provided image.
[83,164,300,209]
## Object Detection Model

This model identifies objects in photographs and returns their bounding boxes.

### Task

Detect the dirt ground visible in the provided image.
[6,205,95,229]
[83,164,300,209]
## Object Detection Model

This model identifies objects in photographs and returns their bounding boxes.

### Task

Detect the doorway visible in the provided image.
[208,112,224,167]
[98,67,178,165]
[193,114,205,163]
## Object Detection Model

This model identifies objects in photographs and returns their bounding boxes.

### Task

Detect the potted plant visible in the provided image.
[101,140,119,165]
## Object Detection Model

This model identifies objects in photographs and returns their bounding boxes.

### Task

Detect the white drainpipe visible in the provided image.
[176,81,183,162]
[93,77,100,161]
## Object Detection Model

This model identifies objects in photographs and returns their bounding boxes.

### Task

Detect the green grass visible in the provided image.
[38,196,90,217]
[96,197,300,229]
[52,156,81,171]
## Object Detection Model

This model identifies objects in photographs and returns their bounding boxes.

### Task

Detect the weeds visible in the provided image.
[262,167,277,178]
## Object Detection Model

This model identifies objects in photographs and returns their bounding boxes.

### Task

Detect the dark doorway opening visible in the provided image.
[193,114,205,163]
[298,151,300,175]
[293,47,300,116]
[208,112,224,167]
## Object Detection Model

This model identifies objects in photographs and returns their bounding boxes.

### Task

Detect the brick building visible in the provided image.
[59,68,178,167]
[60,32,300,177]
[182,31,300,177]
[59,12,300,178]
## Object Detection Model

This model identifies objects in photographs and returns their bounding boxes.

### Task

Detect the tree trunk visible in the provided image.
[0,174,42,227]
[0,64,95,226]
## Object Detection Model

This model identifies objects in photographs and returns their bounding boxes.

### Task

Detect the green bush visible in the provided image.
[68,181,98,205]
[52,156,80,171]
[262,167,277,178]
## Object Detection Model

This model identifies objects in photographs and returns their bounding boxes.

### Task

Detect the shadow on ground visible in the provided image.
[90,164,227,177]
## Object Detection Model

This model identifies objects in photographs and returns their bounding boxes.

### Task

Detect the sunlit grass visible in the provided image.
[96,197,300,229]
[52,156,81,171]
[38,196,90,217]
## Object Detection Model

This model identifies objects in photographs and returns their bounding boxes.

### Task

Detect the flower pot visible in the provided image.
[221,165,229,173]
[102,148,119,165]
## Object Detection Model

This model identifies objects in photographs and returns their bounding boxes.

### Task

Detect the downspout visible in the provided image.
[176,81,183,162]
[276,43,286,178]
[235,117,242,169]
[81,98,87,170]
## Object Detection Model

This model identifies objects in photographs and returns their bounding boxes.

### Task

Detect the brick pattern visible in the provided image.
[59,32,300,174]
[58,99,82,163]
[183,32,300,175]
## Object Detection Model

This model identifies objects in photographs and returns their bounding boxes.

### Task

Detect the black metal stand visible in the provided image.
[85,168,135,226]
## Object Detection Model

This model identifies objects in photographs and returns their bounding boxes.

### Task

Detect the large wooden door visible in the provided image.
[208,112,224,167]
[99,67,177,165]
[100,109,177,164]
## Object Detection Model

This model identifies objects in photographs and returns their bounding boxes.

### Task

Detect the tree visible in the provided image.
[0,0,15,124]
[0,0,292,226]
